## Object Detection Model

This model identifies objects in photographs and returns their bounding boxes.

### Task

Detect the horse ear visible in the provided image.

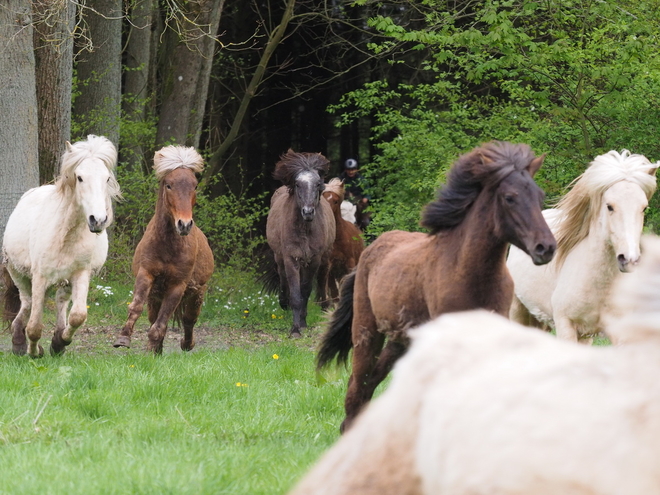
[66,141,73,152]
[647,164,659,176]
[528,153,546,176]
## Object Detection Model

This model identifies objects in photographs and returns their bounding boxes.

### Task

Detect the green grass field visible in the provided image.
[0,272,360,495]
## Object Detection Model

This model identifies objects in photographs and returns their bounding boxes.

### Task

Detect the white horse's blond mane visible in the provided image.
[153,145,204,180]
[554,150,658,267]
[56,135,121,200]
[324,177,345,201]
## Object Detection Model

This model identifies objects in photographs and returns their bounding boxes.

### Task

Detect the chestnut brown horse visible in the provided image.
[266,150,336,337]
[317,141,557,432]
[322,178,365,305]
[113,145,214,354]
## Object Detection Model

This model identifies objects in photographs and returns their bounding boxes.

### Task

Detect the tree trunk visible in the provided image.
[156,0,224,148]
[0,1,40,247]
[122,0,156,171]
[33,0,76,184]
[73,0,122,146]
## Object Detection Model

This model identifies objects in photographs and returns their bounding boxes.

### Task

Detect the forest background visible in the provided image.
[2,0,660,279]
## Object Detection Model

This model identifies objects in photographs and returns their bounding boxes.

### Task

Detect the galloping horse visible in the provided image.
[323,178,364,305]
[266,150,336,337]
[507,150,658,342]
[317,141,556,431]
[2,135,120,357]
[113,145,214,354]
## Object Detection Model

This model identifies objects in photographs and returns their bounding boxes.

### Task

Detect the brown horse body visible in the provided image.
[114,146,214,354]
[317,141,557,431]
[323,179,365,304]
[266,150,336,337]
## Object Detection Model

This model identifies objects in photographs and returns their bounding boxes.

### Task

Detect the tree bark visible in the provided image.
[155,0,224,148]
[33,0,76,184]
[122,0,156,170]
[0,0,40,247]
[73,0,122,146]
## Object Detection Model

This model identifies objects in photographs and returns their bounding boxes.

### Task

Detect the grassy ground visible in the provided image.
[0,271,360,495]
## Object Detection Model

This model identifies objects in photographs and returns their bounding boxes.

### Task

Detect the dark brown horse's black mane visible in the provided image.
[273,149,330,190]
[421,141,538,235]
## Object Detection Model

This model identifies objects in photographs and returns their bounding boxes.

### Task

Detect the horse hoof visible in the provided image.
[12,343,27,356]
[180,338,195,352]
[50,333,71,356]
[29,345,45,359]
[113,336,131,348]
[147,340,163,355]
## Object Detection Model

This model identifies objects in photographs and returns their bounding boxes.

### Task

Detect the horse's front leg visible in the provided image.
[50,284,72,355]
[283,257,304,337]
[554,315,579,342]
[114,268,154,348]
[275,258,289,310]
[24,275,47,358]
[51,271,91,356]
[9,275,32,356]
[147,283,187,354]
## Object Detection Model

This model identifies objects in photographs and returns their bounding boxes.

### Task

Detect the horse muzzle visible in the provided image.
[530,241,556,266]
[176,218,194,236]
[617,253,640,273]
[87,215,107,233]
[301,206,315,222]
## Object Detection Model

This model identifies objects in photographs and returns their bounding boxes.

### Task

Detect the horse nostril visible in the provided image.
[89,215,96,225]
[617,254,628,265]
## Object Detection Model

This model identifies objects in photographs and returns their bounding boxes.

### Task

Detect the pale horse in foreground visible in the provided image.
[2,135,120,357]
[507,149,658,342]
[289,236,660,495]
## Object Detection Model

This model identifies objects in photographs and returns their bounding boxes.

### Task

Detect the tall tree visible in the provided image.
[0,1,40,246]
[155,0,225,148]
[33,0,76,184]
[122,0,156,170]
[73,0,122,146]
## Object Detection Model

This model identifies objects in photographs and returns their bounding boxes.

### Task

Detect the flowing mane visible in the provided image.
[153,145,205,180]
[273,149,330,190]
[56,135,120,199]
[421,141,541,234]
[325,178,345,201]
[554,150,658,267]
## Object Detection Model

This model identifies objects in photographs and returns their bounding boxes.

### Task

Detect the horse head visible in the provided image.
[273,150,330,223]
[153,145,205,237]
[62,136,119,234]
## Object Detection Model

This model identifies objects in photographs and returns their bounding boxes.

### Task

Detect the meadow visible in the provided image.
[0,270,364,495]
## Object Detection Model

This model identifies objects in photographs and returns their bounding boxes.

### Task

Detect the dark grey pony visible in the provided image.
[266,149,336,337]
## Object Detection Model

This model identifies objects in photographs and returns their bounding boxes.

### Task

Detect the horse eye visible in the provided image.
[607,204,614,212]
[77,176,83,183]
[504,195,515,204]
[166,184,172,190]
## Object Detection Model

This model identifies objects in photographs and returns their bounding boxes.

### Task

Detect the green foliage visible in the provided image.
[332,0,660,233]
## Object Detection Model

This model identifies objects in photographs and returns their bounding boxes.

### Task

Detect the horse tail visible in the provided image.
[1,266,20,326]
[316,270,356,369]
[256,245,280,294]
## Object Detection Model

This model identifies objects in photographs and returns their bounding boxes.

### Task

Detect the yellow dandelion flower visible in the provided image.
[236,382,242,387]
[271,314,277,319]
[273,354,279,360]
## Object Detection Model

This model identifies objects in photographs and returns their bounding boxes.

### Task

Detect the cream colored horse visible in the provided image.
[507,150,658,342]
[290,236,660,495]
[2,135,120,357]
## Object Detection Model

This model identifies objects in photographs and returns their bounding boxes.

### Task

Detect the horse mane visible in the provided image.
[153,145,205,180]
[553,150,658,267]
[421,141,538,234]
[325,178,345,201]
[56,135,121,199]
[273,149,330,191]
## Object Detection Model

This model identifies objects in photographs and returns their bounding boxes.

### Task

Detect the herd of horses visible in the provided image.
[2,135,659,490]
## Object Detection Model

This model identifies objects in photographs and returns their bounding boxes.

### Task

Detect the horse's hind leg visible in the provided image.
[9,275,32,356]
[179,287,206,351]
[52,271,90,356]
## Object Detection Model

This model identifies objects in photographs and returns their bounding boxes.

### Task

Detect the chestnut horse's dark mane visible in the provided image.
[273,149,330,191]
[421,141,538,235]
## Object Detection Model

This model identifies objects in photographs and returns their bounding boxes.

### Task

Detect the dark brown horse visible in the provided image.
[266,149,336,337]
[113,145,214,354]
[317,141,557,432]
[322,178,365,305]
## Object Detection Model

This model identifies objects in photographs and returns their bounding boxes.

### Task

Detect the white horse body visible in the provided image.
[2,135,119,357]
[507,150,658,341]
[340,200,356,224]
[289,237,660,494]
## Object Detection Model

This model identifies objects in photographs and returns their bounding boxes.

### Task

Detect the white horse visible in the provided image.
[289,236,660,495]
[507,150,658,342]
[340,200,356,224]
[2,135,120,357]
